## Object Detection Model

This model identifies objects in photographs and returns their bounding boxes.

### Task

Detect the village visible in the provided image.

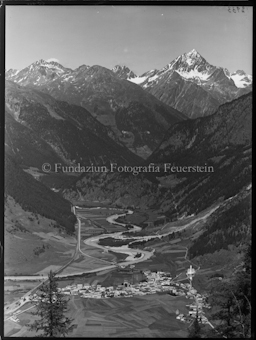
[28,269,212,326]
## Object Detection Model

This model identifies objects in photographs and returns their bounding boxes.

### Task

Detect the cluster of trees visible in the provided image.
[5,154,76,233]
[188,243,251,338]
[123,228,150,237]
[33,244,49,256]
[98,237,133,247]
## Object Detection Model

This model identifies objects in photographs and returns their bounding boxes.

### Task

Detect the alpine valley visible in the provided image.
[4,49,252,338]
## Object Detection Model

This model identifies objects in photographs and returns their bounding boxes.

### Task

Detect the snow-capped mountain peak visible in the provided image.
[180,49,205,66]
[31,59,68,72]
[186,48,201,58]
[230,70,252,88]
[5,59,73,86]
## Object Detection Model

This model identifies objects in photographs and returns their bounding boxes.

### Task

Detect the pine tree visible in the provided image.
[29,271,75,337]
[188,311,203,338]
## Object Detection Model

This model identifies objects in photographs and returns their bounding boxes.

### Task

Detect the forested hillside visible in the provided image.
[188,191,251,258]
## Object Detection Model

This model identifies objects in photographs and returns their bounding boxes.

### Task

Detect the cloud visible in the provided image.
[46,58,60,63]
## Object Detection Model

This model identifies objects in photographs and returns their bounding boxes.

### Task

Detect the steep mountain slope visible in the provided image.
[152,92,252,158]
[5,107,63,169]
[188,190,251,258]
[6,60,186,158]
[5,80,141,170]
[5,153,76,233]
[128,49,252,118]
[143,70,220,118]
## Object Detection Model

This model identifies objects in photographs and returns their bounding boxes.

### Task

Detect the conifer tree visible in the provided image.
[188,311,203,338]
[29,271,74,337]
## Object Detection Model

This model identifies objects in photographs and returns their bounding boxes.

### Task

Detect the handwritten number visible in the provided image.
[228,6,246,14]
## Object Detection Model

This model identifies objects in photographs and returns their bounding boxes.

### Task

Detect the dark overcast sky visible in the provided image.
[6,5,252,75]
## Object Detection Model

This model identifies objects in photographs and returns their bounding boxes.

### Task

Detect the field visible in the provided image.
[5,293,190,337]
[5,229,77,275]
[77,207,127,233]
[54,268,144,289]
[4,281,42,306]
[59,256,112,276]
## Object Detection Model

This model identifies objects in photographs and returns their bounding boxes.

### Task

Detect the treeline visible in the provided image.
[5,154,76,233]
[188,195,251,258]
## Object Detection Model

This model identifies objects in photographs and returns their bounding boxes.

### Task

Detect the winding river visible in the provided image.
[78,207,155,266]
[77,204,220,269]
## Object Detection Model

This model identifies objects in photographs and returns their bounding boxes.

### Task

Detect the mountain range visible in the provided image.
[6,61,186,159]
[5,80,142,168]
[6,49,252,155]
[6,49,252,124]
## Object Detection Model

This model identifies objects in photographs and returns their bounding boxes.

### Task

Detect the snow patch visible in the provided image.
[128,76,147,84]
[176,68,211,81]
[147,74,158,82]
[230,73,252,88]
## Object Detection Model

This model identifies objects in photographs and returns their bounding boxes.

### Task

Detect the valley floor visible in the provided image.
[4,201,234,337]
